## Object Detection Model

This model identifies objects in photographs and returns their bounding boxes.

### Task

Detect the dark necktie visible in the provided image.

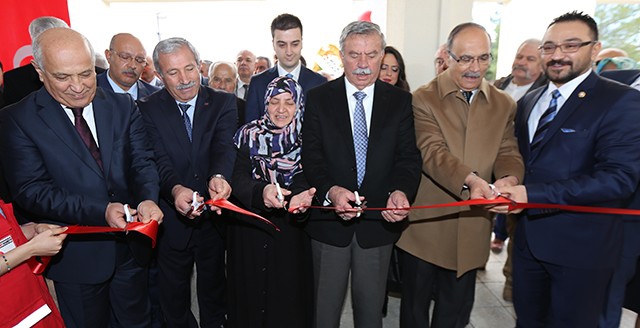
[530,89,561,151]
[242,84,249,100]
[353,91,368,187]
[462,90,473,103]
[70,107,103,170]
[178,103,192,141]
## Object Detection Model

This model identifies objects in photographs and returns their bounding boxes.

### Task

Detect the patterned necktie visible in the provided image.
[530,89,561,151]
[70,107,103,170]
[178,103,192,141]
[353,91,368,187]
[462,90,473,103]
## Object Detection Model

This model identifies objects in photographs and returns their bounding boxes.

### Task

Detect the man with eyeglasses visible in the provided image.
[97,33,159,100]
[491,11,640,327]
[397,22,524,328]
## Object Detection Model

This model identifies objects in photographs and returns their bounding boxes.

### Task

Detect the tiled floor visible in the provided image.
[339,237,640,328]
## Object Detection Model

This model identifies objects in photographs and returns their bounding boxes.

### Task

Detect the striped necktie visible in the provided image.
[178,103,192,141]
[531,89,561,151]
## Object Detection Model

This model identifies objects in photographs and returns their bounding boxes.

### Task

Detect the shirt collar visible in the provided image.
[546,69,592,100]
[106,69,139,99]
[277,62,302,80]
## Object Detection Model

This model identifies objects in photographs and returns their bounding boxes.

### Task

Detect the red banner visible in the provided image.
[0,0,69,71]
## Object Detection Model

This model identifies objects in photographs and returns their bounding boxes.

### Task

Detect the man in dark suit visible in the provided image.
[302,21,421,328]
[601,69,640,89]
[208,61,246,127]
[138,37,236,328]
[244,13,326,124]
[0,27,163,327]
[494,11,640,327]
[96,33,159,100]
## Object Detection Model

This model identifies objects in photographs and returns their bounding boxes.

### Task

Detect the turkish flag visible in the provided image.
[0,0,69,71]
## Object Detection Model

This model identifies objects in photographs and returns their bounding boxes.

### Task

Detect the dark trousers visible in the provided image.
[157,221,226,328]
[513,233,613,328]
[54,242,150,328]
[400,251,476,328]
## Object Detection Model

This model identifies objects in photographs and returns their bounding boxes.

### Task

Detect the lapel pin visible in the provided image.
[578,91,586,98]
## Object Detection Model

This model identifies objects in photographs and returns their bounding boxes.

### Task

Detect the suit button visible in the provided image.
[109,191,115,197]
[194,174,199,180]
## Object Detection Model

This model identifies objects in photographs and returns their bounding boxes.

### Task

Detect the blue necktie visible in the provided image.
[531,89,561,151]
[178,103,192,141]
[353,91,368,187]
[285,73,294,79]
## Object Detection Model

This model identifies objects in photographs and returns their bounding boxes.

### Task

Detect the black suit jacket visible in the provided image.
[0,87,160,283]
[244,65,326,124]
[600,69,640,86]
[514,72,640,269]
[138,86,237,250]
[2,64,105,108]
[96,71,160,99]
[302,77,422,248]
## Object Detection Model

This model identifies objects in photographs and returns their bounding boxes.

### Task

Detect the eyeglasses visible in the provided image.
[538,41,596,55]
[111,50,147,65]
[447,51,492,66]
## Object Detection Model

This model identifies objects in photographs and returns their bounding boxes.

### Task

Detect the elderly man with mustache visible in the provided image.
[396,22,524,328]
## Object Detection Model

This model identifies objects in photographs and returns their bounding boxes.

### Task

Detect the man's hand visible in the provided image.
[382,190,410,222]
[262,184,292,209]
[106,202,127,228]
[172,184,203,219]
[290,187,317,214]
[465,173,495,200]
[490,185,527,214]
[138,200,164,224]
[208,175,232,215]
[328,186,364,221]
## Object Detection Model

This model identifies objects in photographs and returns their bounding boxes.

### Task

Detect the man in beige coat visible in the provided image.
[397,22,524,328]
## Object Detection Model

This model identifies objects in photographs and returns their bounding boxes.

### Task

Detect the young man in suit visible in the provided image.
[137,37,236,328]
[0,27,164,327]
[97,33,159,100]
[302,21,422,328]
[397,23,524,328]
[495,11,640,327]
[244,13,326,124]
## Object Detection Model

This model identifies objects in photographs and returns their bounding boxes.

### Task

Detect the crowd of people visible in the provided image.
[1,9,640,328]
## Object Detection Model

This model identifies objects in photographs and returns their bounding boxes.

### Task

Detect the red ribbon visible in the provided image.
[289,196,640,216]
[205,199,280,232]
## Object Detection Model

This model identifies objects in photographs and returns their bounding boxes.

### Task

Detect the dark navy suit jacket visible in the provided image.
[137,86,237,249]
[600,69,640,86]
[244,65,326,124]
[0,87,160,283]
[302,77,422,248]
[97,71,160,100]
[514,72,640,269]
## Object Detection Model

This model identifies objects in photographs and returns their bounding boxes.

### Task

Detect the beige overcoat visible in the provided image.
[396,71,524,277]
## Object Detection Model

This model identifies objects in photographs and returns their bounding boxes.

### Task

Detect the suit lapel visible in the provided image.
[35,89,103,176]
[519,86,546,160]
[332,77,356,162]
[159,90,193,162]
[530,72,598,160]
[191,87,211,160]
[93,89,114,176]
[368,81,389,161]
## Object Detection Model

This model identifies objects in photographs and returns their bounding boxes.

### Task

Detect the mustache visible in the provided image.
[512,65,528,72]
[176,81,197,90]
[352,67,373,75]
[122,68,137,75]
[463,72,481,78]
[547,59,572,67]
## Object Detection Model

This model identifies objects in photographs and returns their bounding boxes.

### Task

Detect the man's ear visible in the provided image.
[31,60,45,82]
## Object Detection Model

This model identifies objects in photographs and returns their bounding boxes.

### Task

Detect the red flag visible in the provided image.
[0,0,69,71]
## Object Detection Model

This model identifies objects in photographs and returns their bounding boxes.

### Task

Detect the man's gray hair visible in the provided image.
[339,21,386,53]
[32,28,95,71]
[29,16,69,40]
[153,37,201,77]
[209,61,237,77]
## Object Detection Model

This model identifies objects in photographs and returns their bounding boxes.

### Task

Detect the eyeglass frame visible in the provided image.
[538,40,596,55]
[447,50,493,66]
[109,49,147,65]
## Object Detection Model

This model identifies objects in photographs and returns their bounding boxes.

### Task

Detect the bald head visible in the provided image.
[105,33,148,90]
[208,61,238,94]
[596,48,628,62]
[32,28,97,108]
[235,50,256,83]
